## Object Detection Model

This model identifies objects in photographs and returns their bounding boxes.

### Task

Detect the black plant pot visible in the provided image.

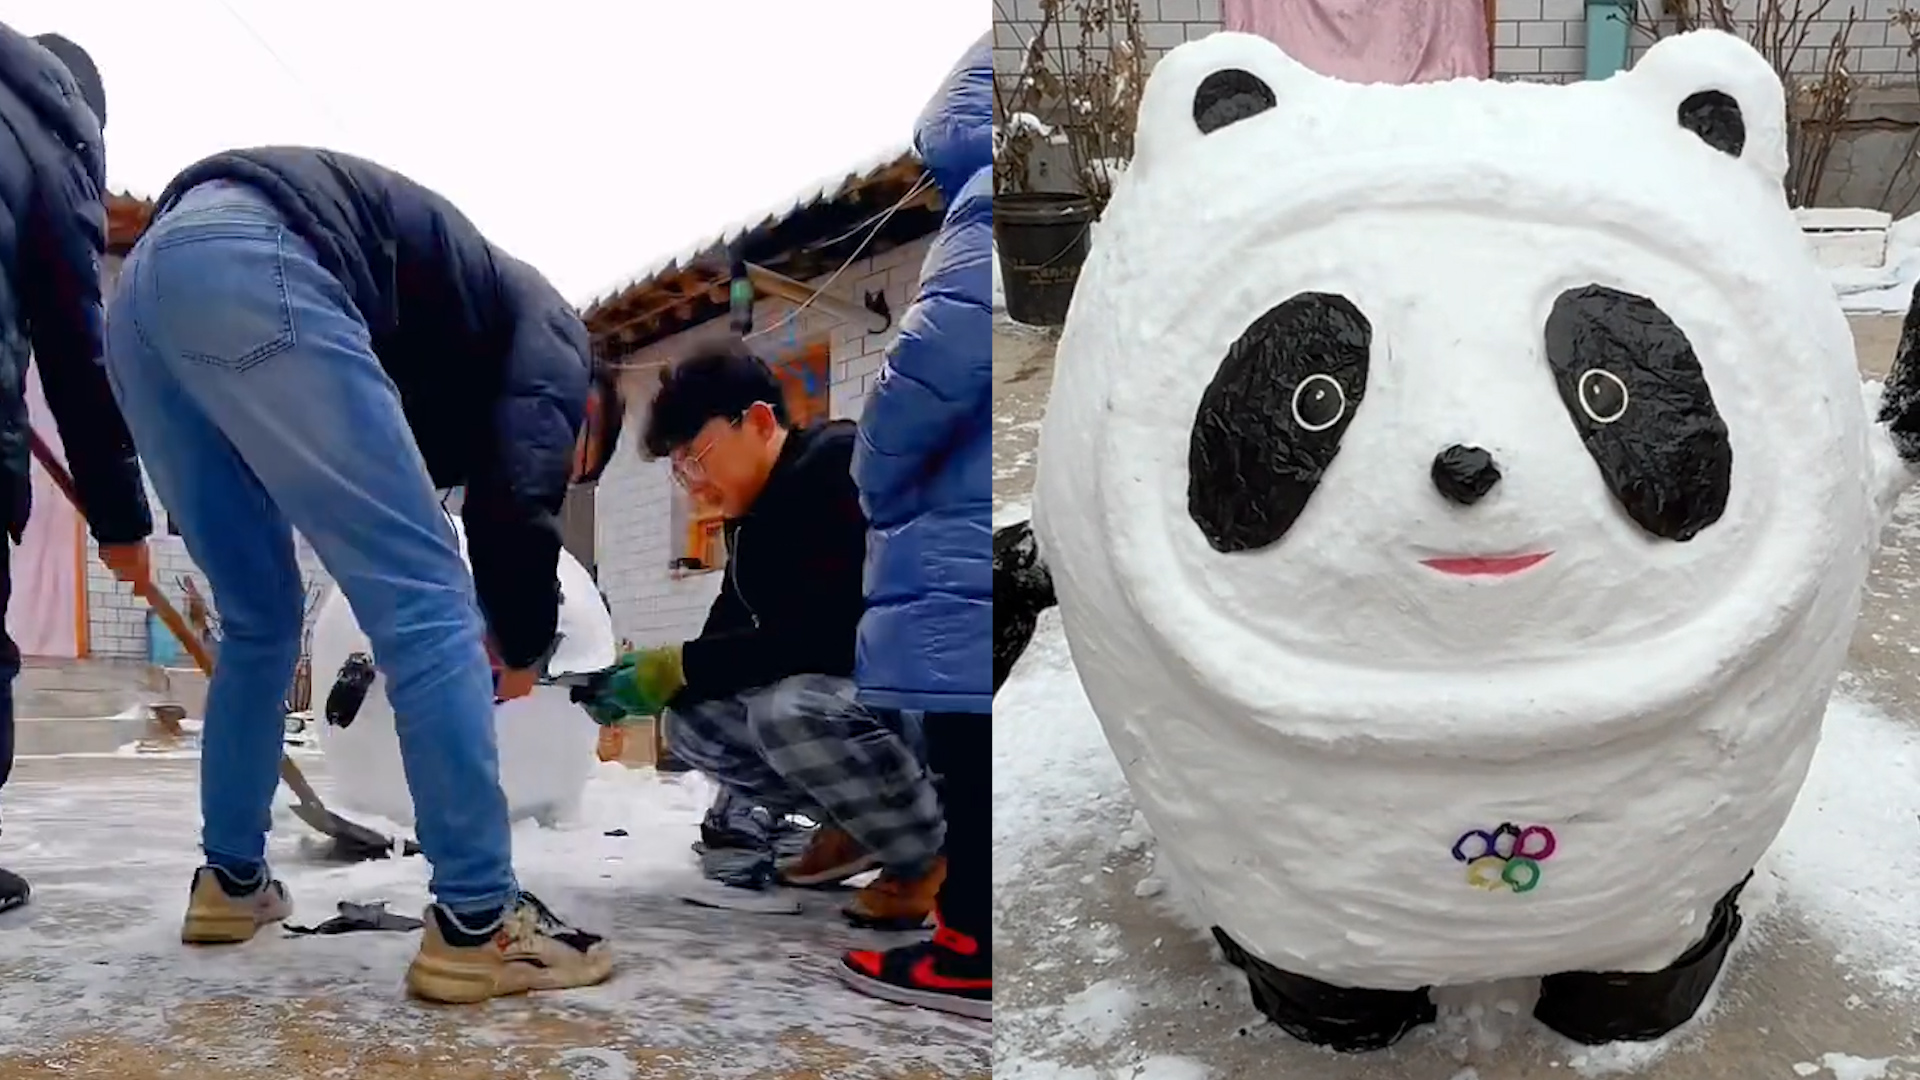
[994,191,1095,327]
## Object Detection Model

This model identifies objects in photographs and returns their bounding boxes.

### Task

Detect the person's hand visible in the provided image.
[99,541,151,591]
[577,645,686,723]
[628,645,686,715]
[495,666,539,702]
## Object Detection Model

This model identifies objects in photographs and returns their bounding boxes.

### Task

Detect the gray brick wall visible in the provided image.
[994,0,1918,88]
[1494,0,1587,83]
[1140,0,1226,61]
[83,528,332,662]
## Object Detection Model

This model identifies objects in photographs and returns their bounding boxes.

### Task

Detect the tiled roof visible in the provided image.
[579,141,917,310]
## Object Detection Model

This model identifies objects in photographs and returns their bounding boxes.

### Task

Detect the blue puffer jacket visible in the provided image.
[852,34,993,715]
[0,25,150,545]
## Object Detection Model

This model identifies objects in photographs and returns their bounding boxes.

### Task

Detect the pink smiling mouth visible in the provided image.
[1420,552,1553,577]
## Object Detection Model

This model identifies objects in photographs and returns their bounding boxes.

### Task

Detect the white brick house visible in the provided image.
[581,147,944,649]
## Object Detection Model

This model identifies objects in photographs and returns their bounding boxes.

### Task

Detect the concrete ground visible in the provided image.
[0,756,990,1080]
[992,315,1920,1078]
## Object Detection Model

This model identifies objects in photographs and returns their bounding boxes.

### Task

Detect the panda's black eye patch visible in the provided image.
[1677,90,1745,158]
[1543,285,1731,541]
[1194,69,1277,135]
[1189,293,1370,553]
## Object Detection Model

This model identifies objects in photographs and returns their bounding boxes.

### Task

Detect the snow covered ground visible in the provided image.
[991,321,1920,1080]
[0,758,990,1079]
[1832,213,1920,315]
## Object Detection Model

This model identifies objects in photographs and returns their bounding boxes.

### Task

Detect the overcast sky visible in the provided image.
[5,0,984,303]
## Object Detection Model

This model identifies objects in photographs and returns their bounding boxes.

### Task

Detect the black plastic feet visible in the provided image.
[1212,927,1438,1052]
[1214,875,1749,1053]
[1534,875,1749,1045]
[993,521,1056,693]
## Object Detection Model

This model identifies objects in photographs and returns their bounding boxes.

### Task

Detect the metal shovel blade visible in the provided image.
[277,756,419,862]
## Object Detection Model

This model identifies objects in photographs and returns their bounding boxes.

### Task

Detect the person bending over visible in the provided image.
[102,146,622,1003]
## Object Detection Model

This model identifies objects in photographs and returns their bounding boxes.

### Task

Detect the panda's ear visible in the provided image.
[1132,32,1318,182]
[1628,30,1788,185]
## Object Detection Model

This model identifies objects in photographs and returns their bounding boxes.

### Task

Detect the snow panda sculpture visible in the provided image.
[310,511,615,829]
[1026,29,1920,1051]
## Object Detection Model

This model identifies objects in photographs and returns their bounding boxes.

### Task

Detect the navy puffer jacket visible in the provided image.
[0,25,150,545]
[852,34,993,715]
[149,147,591,669]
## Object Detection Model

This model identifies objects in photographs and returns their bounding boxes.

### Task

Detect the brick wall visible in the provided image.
[1490,0,1917,84]
[994,0,1919,86]
[83,524,332,662]
[591,237,931,650]
[1493,0,1587,82]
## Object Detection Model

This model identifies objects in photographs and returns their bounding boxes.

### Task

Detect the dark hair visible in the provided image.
[576,357,626,484]
[641,339,789,459]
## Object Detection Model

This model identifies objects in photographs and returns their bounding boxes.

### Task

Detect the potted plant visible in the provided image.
[994,0,1145,327]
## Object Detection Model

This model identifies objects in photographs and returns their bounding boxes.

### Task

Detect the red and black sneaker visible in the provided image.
[834,919,991,1021]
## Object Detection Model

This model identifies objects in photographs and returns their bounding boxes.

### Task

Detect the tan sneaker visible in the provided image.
[778,826,880,887]
[843,857,946,931]
[405,892,614,1004]
[181,866,292,944]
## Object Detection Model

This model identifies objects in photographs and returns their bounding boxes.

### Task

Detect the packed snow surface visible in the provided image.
[0,759,988,1076]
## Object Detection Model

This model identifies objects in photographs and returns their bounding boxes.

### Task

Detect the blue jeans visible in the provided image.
[102,181,516,915]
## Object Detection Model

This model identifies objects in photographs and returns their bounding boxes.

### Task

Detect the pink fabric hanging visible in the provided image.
[7,362,82,658]
[1223,0,1491,84]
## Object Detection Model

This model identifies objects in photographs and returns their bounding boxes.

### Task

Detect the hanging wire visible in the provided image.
[208,0,352,139]
[604,169,933,373]
[740,169,934,343]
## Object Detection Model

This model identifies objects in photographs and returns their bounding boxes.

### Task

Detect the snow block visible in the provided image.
[310,512,616,827]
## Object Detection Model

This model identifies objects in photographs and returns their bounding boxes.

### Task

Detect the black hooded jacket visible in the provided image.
[0,25,150,545]
[677,420,870,704]
[150,147,590,668]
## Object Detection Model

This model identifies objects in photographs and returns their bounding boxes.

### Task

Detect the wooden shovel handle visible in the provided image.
[27,432,217,675]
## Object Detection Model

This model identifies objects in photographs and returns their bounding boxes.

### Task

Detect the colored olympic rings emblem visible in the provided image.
[1451,823,1557,895]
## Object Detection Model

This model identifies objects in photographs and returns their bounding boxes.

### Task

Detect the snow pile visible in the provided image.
[1790,1053,1920,1080]
[1772,692,1920,992]
[0,760,989,1076]
[1830,212,1920,313]
[310,511,613,827]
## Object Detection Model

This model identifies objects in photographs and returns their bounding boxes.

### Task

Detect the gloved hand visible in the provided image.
[573,645,686,726]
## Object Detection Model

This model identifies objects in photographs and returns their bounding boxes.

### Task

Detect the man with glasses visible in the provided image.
[611,340,945,929]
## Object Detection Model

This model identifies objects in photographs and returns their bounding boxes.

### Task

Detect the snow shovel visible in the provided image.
[27,432,416,862]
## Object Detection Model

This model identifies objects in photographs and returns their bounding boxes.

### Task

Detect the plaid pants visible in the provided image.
[664,674,944,875]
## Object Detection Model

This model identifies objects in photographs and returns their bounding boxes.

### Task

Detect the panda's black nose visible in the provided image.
[1432,445,1502,506]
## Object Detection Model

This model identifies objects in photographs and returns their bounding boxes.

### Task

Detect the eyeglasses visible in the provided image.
[670,430,723,488]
